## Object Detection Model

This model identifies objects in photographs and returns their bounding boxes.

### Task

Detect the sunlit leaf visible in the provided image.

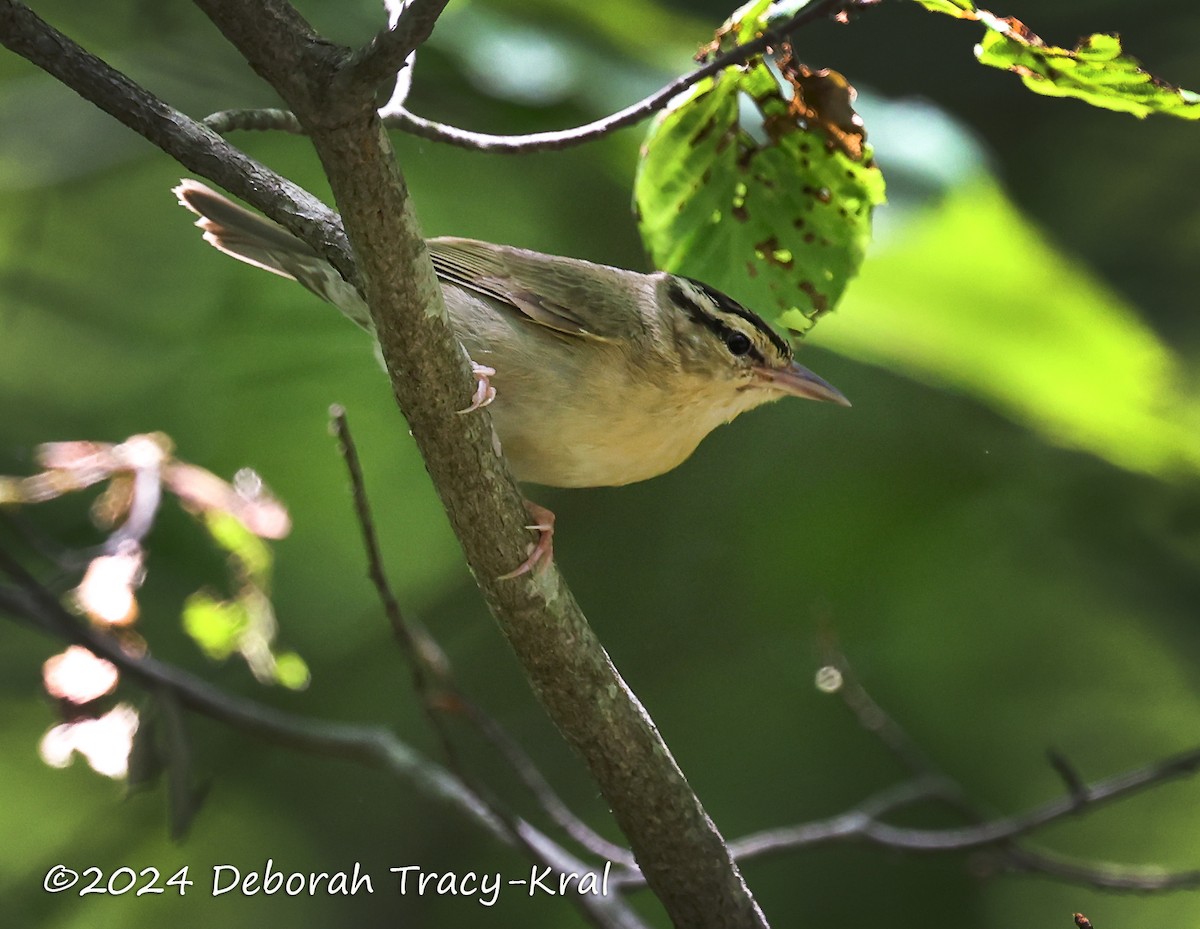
[815,178,1200,478]
[182,591,248,660]
[272,651,311,691]
[912,2,1200,119]
[976,29,1200,119]
[637,5,884,335]
[910,0,975,16]
[203,510,273,585]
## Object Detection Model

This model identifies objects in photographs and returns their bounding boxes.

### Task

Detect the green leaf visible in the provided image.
[182,591,248,660]
[910,0,976,16]
[814,177,1200,478]
[912,2,1200,119]
[636,43,884,335]
[976,29,1200,119]
[272,651,311,691]
[203,509,272,585]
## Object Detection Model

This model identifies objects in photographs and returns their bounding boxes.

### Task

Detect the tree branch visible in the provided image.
[717,650,1200,894]
[0,0,358,289]
[0,544,506,838]
[205,0,870,153]
[332,405,638,870]
[0,544,650,928]
[338,0,449,97]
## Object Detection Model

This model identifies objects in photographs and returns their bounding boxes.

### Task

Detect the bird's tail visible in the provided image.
[173,179,370,329]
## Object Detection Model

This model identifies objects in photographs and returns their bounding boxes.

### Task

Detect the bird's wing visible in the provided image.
[428,238,623,341]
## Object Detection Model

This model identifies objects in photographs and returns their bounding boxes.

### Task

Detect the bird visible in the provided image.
[174,179,849,575]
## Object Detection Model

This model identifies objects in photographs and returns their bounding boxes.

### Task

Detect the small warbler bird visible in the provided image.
[175,180,848,574]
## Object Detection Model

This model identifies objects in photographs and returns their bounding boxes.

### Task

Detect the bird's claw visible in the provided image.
[458,362,497,414]
[499,501,556,580]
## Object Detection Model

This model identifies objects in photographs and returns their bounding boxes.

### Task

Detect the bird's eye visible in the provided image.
[724,331,752,356]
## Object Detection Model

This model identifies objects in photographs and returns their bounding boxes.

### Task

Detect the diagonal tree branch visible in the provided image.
[190,2,770,923]
[0,0,358,289]
[331,405,639,871]
[0,546,649,929]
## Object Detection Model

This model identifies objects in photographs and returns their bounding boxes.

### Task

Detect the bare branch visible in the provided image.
[338,0,449,97]
[999,845,1200,893]
[331,404,638,870]
[860,745,1200,853]
[718,777,950,869]
[202,0,870,153]
[329,405,456,747]
[459,700,640,870]
[206,106,303,134]
[1046,748,1090,803]
[822,648,951,783]
[726,651,1200,893]
[719,745,1200,859]
[0,0,358,289]
[0,544,508,840]
[0,544,650,927]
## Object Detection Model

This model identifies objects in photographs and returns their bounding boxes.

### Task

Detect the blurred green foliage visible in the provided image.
[2,1,1199,928]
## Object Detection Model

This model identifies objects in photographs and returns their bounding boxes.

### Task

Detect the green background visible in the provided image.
[2,0,1199,926]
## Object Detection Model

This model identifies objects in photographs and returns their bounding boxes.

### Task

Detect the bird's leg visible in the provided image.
[457,360,497,414]
[451,351,546,578]
[499,500,556,580]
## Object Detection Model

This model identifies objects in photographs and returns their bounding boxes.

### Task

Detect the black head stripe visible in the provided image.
[669,277,792,361]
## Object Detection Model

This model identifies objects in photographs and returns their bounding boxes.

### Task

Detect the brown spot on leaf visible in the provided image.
[691,115,719,147]
[799,281,829,316]
[775,44,868,161]
[754,237,794,270]
[746,261,758,279]
[732,203,749,222]
[998,15,1043,46]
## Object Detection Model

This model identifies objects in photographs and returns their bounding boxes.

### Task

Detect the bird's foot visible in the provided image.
[458,361,497,414]
[499,500,556,580]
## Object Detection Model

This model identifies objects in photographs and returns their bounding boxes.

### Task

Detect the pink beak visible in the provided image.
[754,361,851,406]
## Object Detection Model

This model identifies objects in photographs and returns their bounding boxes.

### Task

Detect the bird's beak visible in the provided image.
[754,360,851,406]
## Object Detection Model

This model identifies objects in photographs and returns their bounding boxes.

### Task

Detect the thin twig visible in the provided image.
[858,745,1200,852]
[458,698,640,869]
[719,647,1200,893]
[337,0,449,96]
[1046,748,1090,805]
[996,845,1200,893]
[329,405,458,757]
[0,542,651,926]
[0,0,357,289]
[205,0,866,152]
[330,405,636,869]
[822,644,956,786]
